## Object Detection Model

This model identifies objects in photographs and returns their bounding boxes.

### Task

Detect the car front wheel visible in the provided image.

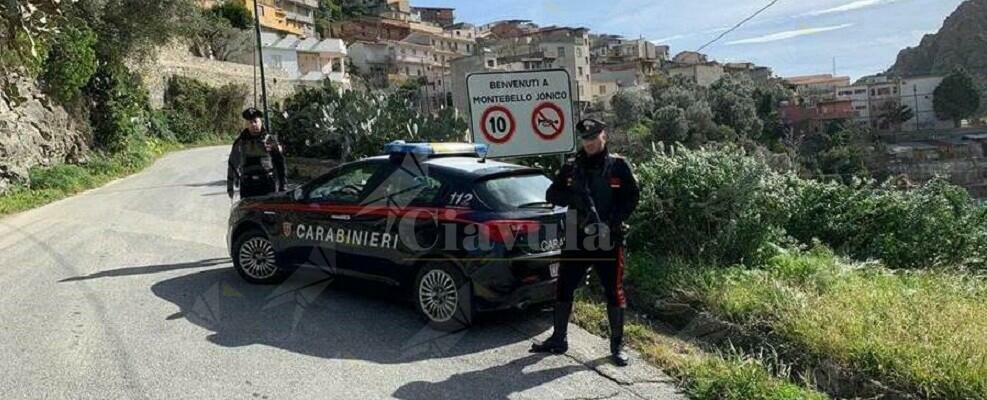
[233,229,287,284]
[414,262,473,331]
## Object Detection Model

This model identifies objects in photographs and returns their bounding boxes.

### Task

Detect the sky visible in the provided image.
[413,0,966,80]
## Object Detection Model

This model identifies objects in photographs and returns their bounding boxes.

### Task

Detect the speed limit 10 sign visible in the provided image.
[466,69,575,158]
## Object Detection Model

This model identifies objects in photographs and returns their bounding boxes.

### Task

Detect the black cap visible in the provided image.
[242,107,263,120]
[576,118,606,140]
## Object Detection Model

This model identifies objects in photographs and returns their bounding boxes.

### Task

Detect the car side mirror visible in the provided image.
[292,187,304,202]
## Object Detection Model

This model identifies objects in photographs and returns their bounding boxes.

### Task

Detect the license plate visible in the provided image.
[549,263,559,278]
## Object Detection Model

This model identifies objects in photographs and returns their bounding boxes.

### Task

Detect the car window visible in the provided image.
[476,173,553,210]
[307,164,381,204]
[361,165,446,207]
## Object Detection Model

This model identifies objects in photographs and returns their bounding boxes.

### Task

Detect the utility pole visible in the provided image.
[251,0,272,135]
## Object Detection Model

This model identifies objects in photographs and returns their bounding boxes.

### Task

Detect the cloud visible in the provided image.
[802,0,898,16]
[726,23,854,45]
[653,34,686,43]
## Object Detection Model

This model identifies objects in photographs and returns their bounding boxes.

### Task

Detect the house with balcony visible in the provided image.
[237,33,350,88]
[234,0,318,38]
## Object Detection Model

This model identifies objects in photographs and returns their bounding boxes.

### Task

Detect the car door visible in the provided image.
[290,161,390,279]
[355,162,451,283]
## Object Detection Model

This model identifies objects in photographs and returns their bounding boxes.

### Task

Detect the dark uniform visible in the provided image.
[227,109,287,199]
[532,118,640,366]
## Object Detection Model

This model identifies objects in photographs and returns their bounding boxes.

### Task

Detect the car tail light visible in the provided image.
[480,220,541,243]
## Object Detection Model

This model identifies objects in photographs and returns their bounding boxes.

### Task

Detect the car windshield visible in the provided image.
[477,173,553,210]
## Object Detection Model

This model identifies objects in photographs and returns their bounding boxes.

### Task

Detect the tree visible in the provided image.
[934,68,981,128]
[651,106,689,143]
[881,103,915,131]
[210,2,252,30]
[708,74,763,139]
[42,21,98,103]
[610,89,652,129]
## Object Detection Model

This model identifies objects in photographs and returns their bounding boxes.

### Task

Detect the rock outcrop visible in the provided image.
[888,0,987,111]
[0,74,91,193]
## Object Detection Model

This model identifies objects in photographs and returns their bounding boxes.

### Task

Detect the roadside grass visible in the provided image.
[0,137,227,217]
[626,247,987,399]
[571,299,829,400]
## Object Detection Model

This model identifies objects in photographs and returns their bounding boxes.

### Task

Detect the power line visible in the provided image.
[696,0,781,53]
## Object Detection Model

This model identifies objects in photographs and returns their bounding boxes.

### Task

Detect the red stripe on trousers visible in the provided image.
[616,246,627,308]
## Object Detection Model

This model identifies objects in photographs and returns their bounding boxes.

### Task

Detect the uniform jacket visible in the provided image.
[546,146,640,241]
[227,129,288,194]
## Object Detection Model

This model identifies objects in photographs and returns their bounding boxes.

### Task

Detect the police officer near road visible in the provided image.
[531,118,640,367]
[227,108,287,199]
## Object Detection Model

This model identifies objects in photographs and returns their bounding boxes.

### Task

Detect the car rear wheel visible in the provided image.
[414,262,473,331]
[233,229,287,284]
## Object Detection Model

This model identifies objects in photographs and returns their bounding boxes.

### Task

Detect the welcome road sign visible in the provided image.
[466,70,575,158]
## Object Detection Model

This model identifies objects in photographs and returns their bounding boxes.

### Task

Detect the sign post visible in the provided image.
[466,70,575,159]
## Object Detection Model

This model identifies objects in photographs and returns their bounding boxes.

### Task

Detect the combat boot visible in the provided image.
[530,302,572,354]
[608,305,629,366]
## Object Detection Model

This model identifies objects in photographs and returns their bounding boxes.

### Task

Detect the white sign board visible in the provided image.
[466,69,575,158]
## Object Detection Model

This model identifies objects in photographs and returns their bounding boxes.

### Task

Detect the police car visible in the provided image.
[227,142,566,330]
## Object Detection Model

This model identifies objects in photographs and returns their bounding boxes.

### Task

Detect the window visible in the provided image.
[367,169,445,207]
[576,47,582,57]
[487,60,495,67]
[578,66,583,76]
[558,46,565,57]
[307,164,382,204]
[599,85,606,94]
[477,174,553,211]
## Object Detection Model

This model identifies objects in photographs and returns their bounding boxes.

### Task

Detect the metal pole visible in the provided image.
[252,0,272,134]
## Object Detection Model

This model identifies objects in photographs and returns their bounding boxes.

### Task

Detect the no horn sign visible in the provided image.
[467,70,575,158]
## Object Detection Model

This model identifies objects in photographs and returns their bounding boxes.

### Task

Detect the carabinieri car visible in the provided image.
[227,142,566,330]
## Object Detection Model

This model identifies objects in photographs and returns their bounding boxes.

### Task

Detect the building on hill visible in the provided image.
[784,74,850,103]
[413,6,455,27]
[723,62,772,83]
[780,99,857,136]
[236,32,350,88]
[476,20,540,39]
[835,75,951,132]
[480,26,593,105]
[231,0,318,38]
[450,49,505,114]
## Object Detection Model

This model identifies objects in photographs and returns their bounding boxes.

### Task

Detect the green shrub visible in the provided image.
[28,164,95,192]
[162,75,246,143]
[42,21,98,103]
[87,63,151,151]
[789,178,987,269]
[210,2,253,29]
[274,80,467,161]
[628,144,796,265]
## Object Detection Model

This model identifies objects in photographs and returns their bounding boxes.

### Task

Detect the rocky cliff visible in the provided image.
[0,75,91,194]
[889,0,987,110]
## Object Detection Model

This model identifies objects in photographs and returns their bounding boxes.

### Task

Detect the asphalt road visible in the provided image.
[0,146,683,400]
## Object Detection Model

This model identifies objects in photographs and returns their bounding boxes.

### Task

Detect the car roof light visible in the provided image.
[384,141,489,157]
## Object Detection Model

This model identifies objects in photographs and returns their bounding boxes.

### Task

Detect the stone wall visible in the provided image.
[0,74,91,193]
[884,139,987,198]
[136,43,301,110]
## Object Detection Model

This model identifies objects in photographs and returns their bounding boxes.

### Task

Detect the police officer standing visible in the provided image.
[531,118,640,367]
[227,108,287,199]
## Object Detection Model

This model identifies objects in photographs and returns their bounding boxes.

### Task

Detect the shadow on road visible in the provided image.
[391,354,584,400]
[150,265,556,368]
[59,258,230,282]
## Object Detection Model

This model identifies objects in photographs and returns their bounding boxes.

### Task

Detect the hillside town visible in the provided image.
[199,0,973,135]
[3,1,987,399]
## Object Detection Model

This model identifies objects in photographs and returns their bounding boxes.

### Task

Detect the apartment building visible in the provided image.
[784,74,851,103]
[836,75,951,132]
[412,6,455,27]
[482,26,593,104]
[239,32,350,88]
[235,0,318,38]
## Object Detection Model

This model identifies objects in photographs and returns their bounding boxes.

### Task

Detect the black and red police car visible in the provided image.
[227,141,566,329]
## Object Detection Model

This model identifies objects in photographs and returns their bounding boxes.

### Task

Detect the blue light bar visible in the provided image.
[384,141,489,157]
